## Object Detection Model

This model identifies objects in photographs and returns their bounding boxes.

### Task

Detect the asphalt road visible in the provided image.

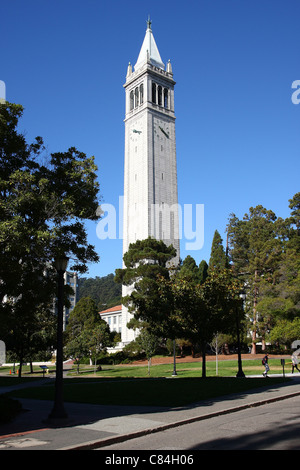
[99,394,300,450]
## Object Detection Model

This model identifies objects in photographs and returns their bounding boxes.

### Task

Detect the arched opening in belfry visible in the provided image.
[158,85,162,106]
[152,82,156,104]
[130,90,134,110]
[135,87,139,107]
[164,88,169,108]
[140,84,144,104]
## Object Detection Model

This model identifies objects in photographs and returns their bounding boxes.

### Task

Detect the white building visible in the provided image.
[121,19,180,346]
[99,304,122,334]
[99,304,133,353]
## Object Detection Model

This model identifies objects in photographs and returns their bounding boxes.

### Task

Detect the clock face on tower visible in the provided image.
[154,118,170,141]
[129,120,143,142]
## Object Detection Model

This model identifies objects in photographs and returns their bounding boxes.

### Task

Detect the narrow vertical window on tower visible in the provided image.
[164,88,169,108]
[135,87,139,107]
[140,84,144,104]
[130,90,134,111]
[158,85,162,106]
[152,82,156,104]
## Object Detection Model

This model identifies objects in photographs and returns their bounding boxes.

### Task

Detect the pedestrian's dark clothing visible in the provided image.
[262,355,269,377]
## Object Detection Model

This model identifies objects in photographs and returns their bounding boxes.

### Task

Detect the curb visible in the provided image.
[61,389,300,451]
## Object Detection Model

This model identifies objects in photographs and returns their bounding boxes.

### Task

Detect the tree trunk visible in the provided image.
[201,343,206,378]
[18,354,23,377]
[251,270,258,354]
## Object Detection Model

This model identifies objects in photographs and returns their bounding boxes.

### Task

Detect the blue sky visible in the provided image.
[1,0,299,279]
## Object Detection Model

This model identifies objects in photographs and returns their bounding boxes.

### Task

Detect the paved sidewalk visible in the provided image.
[0,374,300,450]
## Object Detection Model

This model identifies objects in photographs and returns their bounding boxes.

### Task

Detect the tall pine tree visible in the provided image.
[227,205,282,353]
[208,230,227,273]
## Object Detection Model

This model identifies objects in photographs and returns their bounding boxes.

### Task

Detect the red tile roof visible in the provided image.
[99,304,122,314]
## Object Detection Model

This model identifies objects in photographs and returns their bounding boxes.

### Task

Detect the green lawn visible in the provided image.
[2,357,289,408]
[68,357,288,378]
[7,376,288,407]
[0,357,289,380]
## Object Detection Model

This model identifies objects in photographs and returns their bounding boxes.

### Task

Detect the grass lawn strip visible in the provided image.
[7,375,288,408]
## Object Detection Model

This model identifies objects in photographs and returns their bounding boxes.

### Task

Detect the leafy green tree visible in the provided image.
[135,329,160,375]
[65,331,91,374]
[256,195,300,348]
[177,255,200,283]
[158,269,243,377]
[166,338,192,357]
[268,318,300,348]
[289,192,300,233]
[226,196,300,353]
[66,297,101,336]
[0,102,100,286]
[174,256,205,357]
[65,297,113,372]
[0,103,46,304]
[0,102,101,370]
[282,193,300,315]
[226,205,281,353]
[0,258,66,376]
[87,322,113,372]
[198,260,208,284]
[115,237,178,338]
[208,230,227,273]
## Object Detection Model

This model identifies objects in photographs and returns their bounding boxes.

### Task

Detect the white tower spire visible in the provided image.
[135,16,165,71]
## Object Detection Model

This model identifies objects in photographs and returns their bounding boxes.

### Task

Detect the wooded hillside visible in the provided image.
[78,274,121,310]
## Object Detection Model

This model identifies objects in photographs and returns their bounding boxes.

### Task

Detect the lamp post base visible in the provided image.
[236,370,245,378]
[44,409,70,427]
[45,402,69,426]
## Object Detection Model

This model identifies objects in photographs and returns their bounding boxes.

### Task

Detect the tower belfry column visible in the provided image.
[121,20,180,345]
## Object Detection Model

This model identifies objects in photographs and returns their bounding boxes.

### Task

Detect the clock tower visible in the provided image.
[121,19,180,344]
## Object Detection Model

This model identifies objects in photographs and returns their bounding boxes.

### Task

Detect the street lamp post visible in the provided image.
[47,255,69,422]
[236,293,245,378]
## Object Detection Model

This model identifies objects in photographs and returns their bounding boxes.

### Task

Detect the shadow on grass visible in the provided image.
[0,375,294,438]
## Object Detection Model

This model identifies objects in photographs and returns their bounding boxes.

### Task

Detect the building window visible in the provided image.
[158,86,162,106]
[140,84,144,104]
[151,82,169,109]
[130,90,134,110]
[152,82,156,104]
[135,87,139,107]
[130,85,144,110]
[164,88,169,108]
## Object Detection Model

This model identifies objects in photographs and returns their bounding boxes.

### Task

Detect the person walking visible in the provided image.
[262,353,270,377]
[291,353,300,373]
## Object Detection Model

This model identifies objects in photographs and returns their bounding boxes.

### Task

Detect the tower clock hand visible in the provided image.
[159,126,169,138]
